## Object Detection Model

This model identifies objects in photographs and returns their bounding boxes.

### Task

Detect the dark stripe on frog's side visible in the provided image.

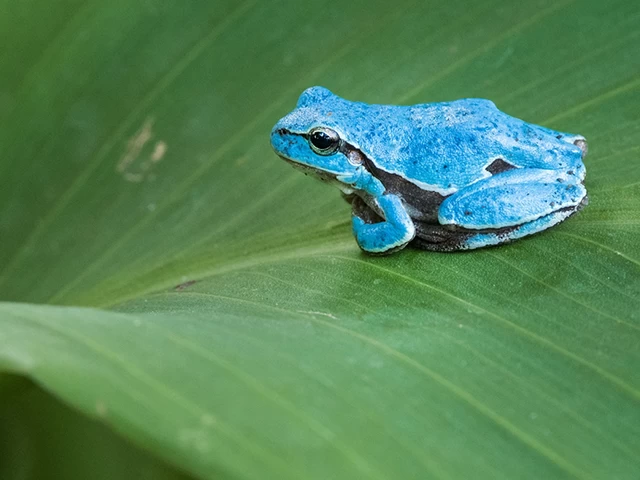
[340,142,448,223]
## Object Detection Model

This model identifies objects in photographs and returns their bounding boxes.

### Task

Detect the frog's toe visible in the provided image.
[556,133,588,159]
[573,138,588,159]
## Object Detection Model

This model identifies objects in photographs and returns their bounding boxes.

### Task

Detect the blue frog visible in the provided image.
[270,87,588,254]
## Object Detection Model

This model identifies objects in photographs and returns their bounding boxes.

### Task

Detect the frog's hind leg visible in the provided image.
[431,168,587,250]
[439,168,586,229]
[462,203,586,249]
[412,200,586,251]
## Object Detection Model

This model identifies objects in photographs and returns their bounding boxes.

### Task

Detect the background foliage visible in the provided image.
[1,0,639,478]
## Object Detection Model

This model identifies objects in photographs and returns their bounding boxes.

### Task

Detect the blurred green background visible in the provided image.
[1,1,639,479]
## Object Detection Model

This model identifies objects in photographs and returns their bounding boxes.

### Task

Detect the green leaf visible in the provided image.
[0,375,193,480]
[1,0,639,479]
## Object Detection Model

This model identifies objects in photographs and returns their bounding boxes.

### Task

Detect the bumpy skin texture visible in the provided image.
[270,86,588,254]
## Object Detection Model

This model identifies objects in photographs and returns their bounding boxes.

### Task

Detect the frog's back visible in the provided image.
[348,98,585,194]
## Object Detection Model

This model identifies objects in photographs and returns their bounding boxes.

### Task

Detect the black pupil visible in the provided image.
[311,131,335,150]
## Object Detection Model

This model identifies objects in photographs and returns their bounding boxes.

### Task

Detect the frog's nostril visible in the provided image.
[271,128,288,139]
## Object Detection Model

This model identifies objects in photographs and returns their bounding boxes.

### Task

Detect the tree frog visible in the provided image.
[270,86,588,254]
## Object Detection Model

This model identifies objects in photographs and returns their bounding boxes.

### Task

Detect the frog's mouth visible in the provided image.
[277,155,357,195]
[278,155,339,183]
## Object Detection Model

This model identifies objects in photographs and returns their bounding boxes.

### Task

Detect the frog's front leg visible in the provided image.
[338,168,415,254]
[438,168,587,237]
[352,194,416,254]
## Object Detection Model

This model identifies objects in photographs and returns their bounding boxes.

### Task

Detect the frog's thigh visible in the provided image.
[438,168,586,229]
[352,194,415,254]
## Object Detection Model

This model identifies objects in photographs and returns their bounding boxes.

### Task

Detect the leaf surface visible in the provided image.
[1,0,639,479]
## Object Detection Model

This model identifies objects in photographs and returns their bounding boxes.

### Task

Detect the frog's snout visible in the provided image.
[269,126,288,153]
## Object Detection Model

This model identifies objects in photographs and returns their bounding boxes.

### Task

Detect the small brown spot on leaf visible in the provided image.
[151,141,167,162]
[117,117,168,182]
[174,280,197,291]
[117,117,154,174]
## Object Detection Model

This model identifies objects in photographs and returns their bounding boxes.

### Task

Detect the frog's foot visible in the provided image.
[556,133,588,159]
[351,194,415,254]
[431,168,587,249]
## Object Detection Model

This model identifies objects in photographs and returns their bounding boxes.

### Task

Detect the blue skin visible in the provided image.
[271,86,587,254]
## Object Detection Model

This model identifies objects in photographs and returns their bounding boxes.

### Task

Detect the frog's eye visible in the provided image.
[308,127,340,155]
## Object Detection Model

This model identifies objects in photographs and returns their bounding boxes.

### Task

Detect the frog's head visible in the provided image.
[270,86,365,190]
